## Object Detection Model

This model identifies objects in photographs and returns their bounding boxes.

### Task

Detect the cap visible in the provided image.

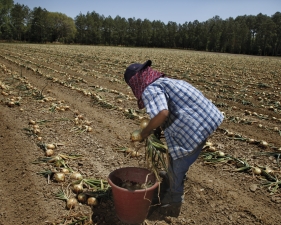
[124,60,152,84]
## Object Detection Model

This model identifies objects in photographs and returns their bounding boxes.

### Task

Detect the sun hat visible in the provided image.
[124,60,152,84]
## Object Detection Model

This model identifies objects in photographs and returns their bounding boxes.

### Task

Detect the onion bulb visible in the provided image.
[206,146,216,152]
[205,141,213,147]
[265,167,273,174]
[125,147,133,153]
[61,168,70,173]
[45,149,54,157]
[70,172,83,180]
[140,118,150,129]
[87,197,98,206]
[252,167,262,175]
[247,138,256,144]
[72,183,83,194]
[54,172,65,182]
[131,150,140,157]
[217,151,225,157]
[46,143,55,149]
[131,129,143,142]
[259,140,268,148]
[77,193,88,203]
[29,119,36,125]
[66,198,78,209]
[49,155,62,163]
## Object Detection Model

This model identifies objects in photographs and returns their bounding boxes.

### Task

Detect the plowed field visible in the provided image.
[0,43,281,225]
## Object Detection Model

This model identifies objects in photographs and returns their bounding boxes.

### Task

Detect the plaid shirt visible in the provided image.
[142,77,224,160]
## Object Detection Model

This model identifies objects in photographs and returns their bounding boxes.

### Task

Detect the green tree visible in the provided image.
[0,0,14,40]
[271,12,281,56]
[166,21,178,48]
[74,13,87,44]
[10,3,29,41]
[29,7,50,43]
[206,16,223,52]
[102,16,114,45]
[48,12,76,43]
[151,20,166,47]
[141,19,152,47]
[86,11,103,44]
[126,17,137,46]
[112,15,127,45]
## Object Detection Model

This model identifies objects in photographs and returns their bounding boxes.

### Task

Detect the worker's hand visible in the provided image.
[154,127,162,139]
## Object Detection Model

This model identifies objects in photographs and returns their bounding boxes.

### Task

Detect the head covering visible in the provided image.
[124,60,152,84]
[125,61,164,109]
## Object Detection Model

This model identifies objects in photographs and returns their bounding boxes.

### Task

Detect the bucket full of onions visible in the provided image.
[108,167,159,224]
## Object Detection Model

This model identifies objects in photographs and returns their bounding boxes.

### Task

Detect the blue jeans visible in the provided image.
[166,140,207,202]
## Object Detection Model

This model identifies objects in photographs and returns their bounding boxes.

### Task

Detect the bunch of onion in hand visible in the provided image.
[130,118,168,181]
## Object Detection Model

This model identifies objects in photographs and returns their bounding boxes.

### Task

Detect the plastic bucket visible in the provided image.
[108,167,159,224]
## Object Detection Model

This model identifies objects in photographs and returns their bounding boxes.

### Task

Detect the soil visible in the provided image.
[0,44,281,225]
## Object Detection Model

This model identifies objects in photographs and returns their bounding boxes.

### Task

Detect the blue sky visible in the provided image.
[14,0,280,24]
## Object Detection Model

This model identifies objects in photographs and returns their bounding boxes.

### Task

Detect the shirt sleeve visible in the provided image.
[142,83,168,118]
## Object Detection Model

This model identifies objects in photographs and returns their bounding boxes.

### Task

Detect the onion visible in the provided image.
[131,150,140,157]
[87,197,98,206]
[205,141,213,146]
[206,146,216,152]
[125,147,133,153]
[131,129,143,142]
[66,198,78,209]
[247,138,256,144]
[7,101,15,107]
[265,167,273,174]
[70,172,83,180]
[217,151,225,157]
[54,172,65,182]
[61,168,70,173]
[77,193,88,203]
[46,143,55,149]
[86,126,93,132]
[252,167,262,175]
[29,119,36,125]
[49,155,62,163]
[140,118,150,129]
[226,131,234,137]
[72,183,83,194]
[259,140,268,148]
[34,129,41,134]
[45,149,54,157]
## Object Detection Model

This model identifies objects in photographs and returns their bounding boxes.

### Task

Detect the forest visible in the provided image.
[0,0,280,56]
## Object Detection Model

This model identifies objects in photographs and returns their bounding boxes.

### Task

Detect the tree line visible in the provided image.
[1,0,280,56]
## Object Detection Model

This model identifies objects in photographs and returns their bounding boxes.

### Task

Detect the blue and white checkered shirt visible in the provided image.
[142,77,224,160]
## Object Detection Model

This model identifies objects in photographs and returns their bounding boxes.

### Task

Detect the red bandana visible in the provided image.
[128,67,164,109]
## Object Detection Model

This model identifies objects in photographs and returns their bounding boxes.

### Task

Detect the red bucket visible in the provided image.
[108,167,159,224]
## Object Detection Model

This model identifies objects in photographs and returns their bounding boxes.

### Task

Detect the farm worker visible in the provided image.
[124,60,224,216]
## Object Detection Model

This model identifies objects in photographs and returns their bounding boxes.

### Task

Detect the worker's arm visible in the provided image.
[140,109,169,140]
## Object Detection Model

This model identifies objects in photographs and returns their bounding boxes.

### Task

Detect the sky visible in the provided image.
[14,0,280,24]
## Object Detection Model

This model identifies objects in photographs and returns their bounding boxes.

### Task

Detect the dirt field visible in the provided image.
[0,44,281,225]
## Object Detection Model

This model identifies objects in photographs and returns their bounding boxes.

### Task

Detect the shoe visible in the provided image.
[152,189,183,205]
[158,202,182,217]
